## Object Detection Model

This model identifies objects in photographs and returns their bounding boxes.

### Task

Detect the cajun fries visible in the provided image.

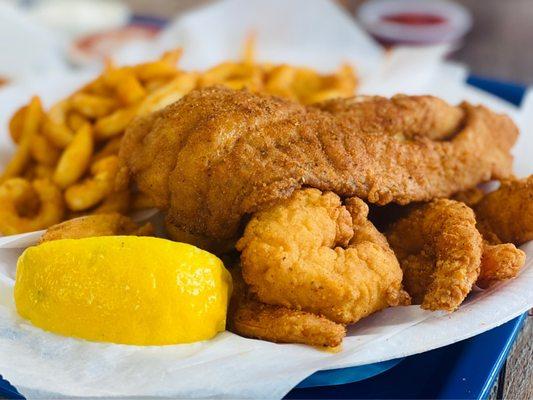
[0,42,357,234]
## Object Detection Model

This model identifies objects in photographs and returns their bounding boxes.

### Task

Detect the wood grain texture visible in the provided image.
[495,317,533,399]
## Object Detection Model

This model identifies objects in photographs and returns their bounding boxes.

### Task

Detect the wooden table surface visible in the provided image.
[125,1,532,398]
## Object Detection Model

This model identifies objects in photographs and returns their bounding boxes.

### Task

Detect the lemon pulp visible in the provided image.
[15,236,232,345]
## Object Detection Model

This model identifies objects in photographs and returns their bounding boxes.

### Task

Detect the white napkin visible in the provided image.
[0,2,67,82]
[0,0,532,398]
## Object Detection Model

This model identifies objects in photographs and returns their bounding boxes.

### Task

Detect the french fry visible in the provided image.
[66,111,89,132]
[30,134,60,166]
[93,190,130,214]
[0,96,43,183]
[138,73,198,115]
[242,32,256,65]
[92,137,122,163]
[42,100,74,148]
[264,65,297,99]
[104,68,146,105]
[34,164,54,179]
[134,61,179,81]
[200,62,263,91]
[132,48,182,82]
[94,105,138,139]
[144,78,169,93]
[64,155,119,211]
[9,104,27,144]
[160,48,183,66]
[82,75,114,97]
[115,72,146,105]
[42,118,73,148]
[0,178,64,235]
[53,123,94,188]
[70,93,117,118]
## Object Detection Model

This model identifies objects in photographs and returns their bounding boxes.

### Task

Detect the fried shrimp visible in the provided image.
[40,213,154,243]
[228,268,346,347]
[469,176,532,288]
[475,176,533,246]
[386,199,483,311]
[236,188,408,326]
[477,243,526,288]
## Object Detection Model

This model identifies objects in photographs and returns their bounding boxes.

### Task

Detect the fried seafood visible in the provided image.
[477,243,526,288]
[452,187,485,207]
[386,199,483,311]
[475,176,533,246]
[469,176,532,288]
[228,268,346,347]
[236,189,409,326]
[39,213,154,242]
[119,86,517,245]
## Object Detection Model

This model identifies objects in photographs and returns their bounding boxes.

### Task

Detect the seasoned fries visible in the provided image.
[0,42,357,234]
[53,123,94,188]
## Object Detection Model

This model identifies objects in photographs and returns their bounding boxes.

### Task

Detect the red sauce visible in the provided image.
[382,13,446,25]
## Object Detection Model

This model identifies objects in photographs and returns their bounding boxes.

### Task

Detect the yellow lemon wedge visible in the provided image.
[14,236,232,345]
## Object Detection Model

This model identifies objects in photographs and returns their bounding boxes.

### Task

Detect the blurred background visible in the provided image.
[0,0,531,85]
[130,0,533,85]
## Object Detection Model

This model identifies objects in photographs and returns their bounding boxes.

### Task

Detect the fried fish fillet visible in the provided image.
[119,86,517,245]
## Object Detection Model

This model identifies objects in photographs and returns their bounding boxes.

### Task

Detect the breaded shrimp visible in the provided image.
[237,188,408,326]
[475,176,533,245]
[387,199,483,311]
[228,268,346,347]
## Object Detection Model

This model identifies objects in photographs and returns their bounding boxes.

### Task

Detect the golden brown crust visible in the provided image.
[119,86,517,244]
[386,199,483,311]
[474,176,533,245]
[452,187,485,207]
[478,243,526,288]
[39,213,154,242]
[228,269,346,347]
[236,189,408,325]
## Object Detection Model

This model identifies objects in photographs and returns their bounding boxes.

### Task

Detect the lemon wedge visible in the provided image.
[15,236,232,345]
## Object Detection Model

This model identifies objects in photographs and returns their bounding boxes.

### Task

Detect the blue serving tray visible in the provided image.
[0,76,527,399]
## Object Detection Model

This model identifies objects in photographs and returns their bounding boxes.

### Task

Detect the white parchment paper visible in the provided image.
[0,0,531,398]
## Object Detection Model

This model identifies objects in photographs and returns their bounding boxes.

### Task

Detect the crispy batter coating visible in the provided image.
[119,87,517,245]
[387,199,483,311]
[477,243,526,289]
[465,176,532,288]
[452,187,485,207]
[39,213,154,242]
[228,268,346,347]
[236,189,409,325]
[475,176,533,245]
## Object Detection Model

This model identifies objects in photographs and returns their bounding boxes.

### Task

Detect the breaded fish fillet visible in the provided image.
[119,86,517,244]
